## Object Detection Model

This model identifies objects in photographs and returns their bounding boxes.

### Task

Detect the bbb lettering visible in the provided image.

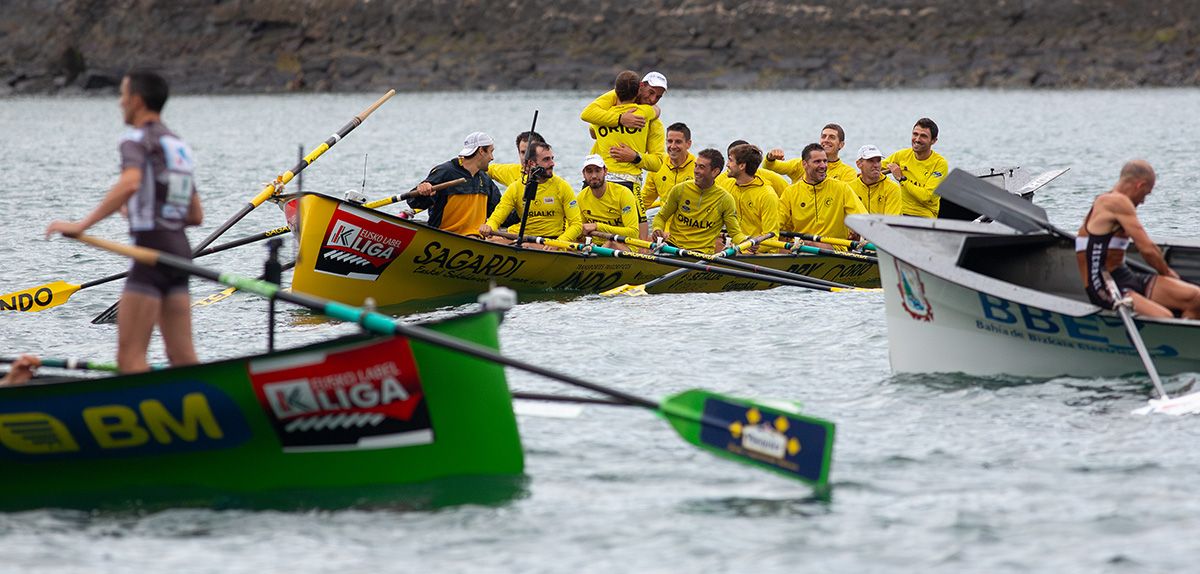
[978,293,1110,343]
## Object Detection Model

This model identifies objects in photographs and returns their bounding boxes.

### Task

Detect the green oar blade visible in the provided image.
[659,389,835,489]
[0,280,82,312]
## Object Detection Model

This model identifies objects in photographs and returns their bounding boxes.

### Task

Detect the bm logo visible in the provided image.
[0,381,251,459]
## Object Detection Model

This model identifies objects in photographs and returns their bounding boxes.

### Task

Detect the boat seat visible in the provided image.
[956,233,1089,301]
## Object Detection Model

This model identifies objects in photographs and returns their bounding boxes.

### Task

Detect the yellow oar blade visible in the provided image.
[0,281,82,312]
[193,286,239,307]
[600,284,647,297]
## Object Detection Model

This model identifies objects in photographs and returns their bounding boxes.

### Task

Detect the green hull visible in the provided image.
[0,311,523,510]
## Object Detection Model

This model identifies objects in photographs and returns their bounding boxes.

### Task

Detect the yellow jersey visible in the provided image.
[576,183,640,239]
[779,178,867,240]
[487,175,583,241]
[652,181,746,254]
[847,175,904,216]
[884,148,948,218]
[643,153,695,210]
[487,163,523,187]
[725,175,781,241]
[764,157,857,184]
[581,90,666,176]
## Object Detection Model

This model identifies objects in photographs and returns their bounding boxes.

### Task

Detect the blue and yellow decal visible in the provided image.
[699,398,830,484]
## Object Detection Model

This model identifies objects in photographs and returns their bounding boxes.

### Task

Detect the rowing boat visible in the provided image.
[848,169,1200,377]
[0,310,523,510]
[277,191,880,310]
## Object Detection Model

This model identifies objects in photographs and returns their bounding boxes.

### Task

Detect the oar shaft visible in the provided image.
[363,178,467,210]
[778,231,875,251]
[74,234,659,409]
[0,356,118,372]
[764,239,878,263]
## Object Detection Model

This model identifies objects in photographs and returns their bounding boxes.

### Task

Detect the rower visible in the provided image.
[1076,160,1200,318]
[488,130,545,187]
[722,144,780,250]
[0,355,39,386]
[581,70,668,237]
[849,144,903,215]
[778,143,867,245]
[577,154,640,250]
[766,124,858,184]
[650,149,747,254]
[885,117,948,218]
[480,141,582,249]
[46,70,202,373]
[715,140,790,196]
[407,131,501,238]
[641,122,695,213]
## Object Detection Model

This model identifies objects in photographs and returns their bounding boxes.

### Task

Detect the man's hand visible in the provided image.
[887,163,903,179]
[479,224,494,237]
[581,223,598,235]
[416,182,435,196]
[650,228,667,242]
[767,148,786,161]
[45,220,86,239]
[609,143,638,163]
[0,354,40,386]
[618,111,646,130]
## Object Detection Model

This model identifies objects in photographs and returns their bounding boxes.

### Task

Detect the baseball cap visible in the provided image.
[642,71,668,90]
[582,154,606,169]
[857,144,884,160]
[458,131,495,156]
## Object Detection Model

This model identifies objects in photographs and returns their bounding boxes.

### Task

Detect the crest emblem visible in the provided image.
[895,259,933,321]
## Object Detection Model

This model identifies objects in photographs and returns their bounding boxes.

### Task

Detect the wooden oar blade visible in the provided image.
[659,389,835,489]
[0,281,82,312]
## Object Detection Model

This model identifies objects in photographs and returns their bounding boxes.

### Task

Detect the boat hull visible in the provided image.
[0,311,523,510]
[283,192,880,310]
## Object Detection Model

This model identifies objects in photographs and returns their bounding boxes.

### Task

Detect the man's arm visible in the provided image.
[764,156,804,183]
[1111,196,1176,278]
[884,180,904,215]
[722,194,748,245]
[595,188,641,238]
[651,184,682,238]
[45,168,141,237]
[580,90,625,127]
[637,117,666,173]
[484,182,521,232]
[556,183,583,242]
[778,186,796,233]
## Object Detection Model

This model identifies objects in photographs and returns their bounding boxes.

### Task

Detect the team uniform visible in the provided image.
[847,175,904,216]
[1075,207,1153,308]
[884,148,948,218]
[779,178,867,240]
[652,182,747,254]
[407,158,500,237]
[723,175,781,241]
[581,91,666,222]
[643,153,695,211]
[765,157,858,184]
[715,167,789,197]
[487,175,582,242]
[120,121,197,297]
[487,163,523,187]
[576,183,640,239]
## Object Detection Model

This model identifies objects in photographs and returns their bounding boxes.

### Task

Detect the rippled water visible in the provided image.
[2,89,1200,573]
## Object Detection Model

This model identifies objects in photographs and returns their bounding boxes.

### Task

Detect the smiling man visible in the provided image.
[651,149,746,254]
[779,143,867,241]
[885,118,948,218]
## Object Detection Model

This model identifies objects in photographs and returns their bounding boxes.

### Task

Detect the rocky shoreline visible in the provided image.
[3,0,1199,95]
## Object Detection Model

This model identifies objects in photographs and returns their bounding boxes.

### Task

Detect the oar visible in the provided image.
[598,235,772,297]
[762,239,879,264]
[514,110,540,248]
[193,260,296,307]
[2,225,291,313]
[499,233,866,294]
[591,232,854,289]
[73,233,836,489]
[0,356,119,372]
[90,90,396,324]
[362,178,467,210]
[1111,281,1200,415]
[778,231,876,252]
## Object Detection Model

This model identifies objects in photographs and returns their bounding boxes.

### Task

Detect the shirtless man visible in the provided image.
[1076,160,1200,318]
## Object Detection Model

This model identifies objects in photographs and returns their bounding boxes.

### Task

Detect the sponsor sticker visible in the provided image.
[250,337,433,452]
[316,204,417,281]
[698,398,829,483]
[543,197,555,204]
[896,259,933,321]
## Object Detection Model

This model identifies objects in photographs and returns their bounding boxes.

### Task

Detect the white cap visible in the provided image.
[857,144,884,160]
[458,131,495,156]
[582,154,606,170]
[642,71,668,90]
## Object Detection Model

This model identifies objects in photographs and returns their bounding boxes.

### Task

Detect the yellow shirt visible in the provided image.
[779,178,867,240]
[847,175,904,216]
[764,157,857,184]
[884,148,948,218]
[576,183,640,239]
[652,181,747,253]
[487,163,523,187]
[643,153,695,210]
[581,90,666,175]
[441,194,488,237]
[725,175,780,241]
[716,169,789,198]
[487,175,583,241]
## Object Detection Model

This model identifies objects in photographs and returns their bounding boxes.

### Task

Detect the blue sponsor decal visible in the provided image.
[698,398,829,483]
[976,293,1179,357]
[0,381,251,460]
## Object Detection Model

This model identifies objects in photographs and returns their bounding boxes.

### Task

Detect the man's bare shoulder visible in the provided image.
[1094,192,1136,213]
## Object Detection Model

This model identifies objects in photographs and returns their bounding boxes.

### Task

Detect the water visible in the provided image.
[2,89,1200,573]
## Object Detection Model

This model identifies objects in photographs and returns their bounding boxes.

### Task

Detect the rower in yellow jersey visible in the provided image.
[723,144,780,247]
[766,123,858,184]
[651,149,747,254]
[714,139,790,197]
[642,122,695,212]
[885,117,948,218]
[848,145,903,215]
[582,71,668,237]
[480,141,582,249]
[577,154,640,250]
[487,130,544,187]
[778,143,867,244]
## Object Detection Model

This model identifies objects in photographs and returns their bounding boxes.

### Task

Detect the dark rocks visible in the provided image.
[2,0,1200,94]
